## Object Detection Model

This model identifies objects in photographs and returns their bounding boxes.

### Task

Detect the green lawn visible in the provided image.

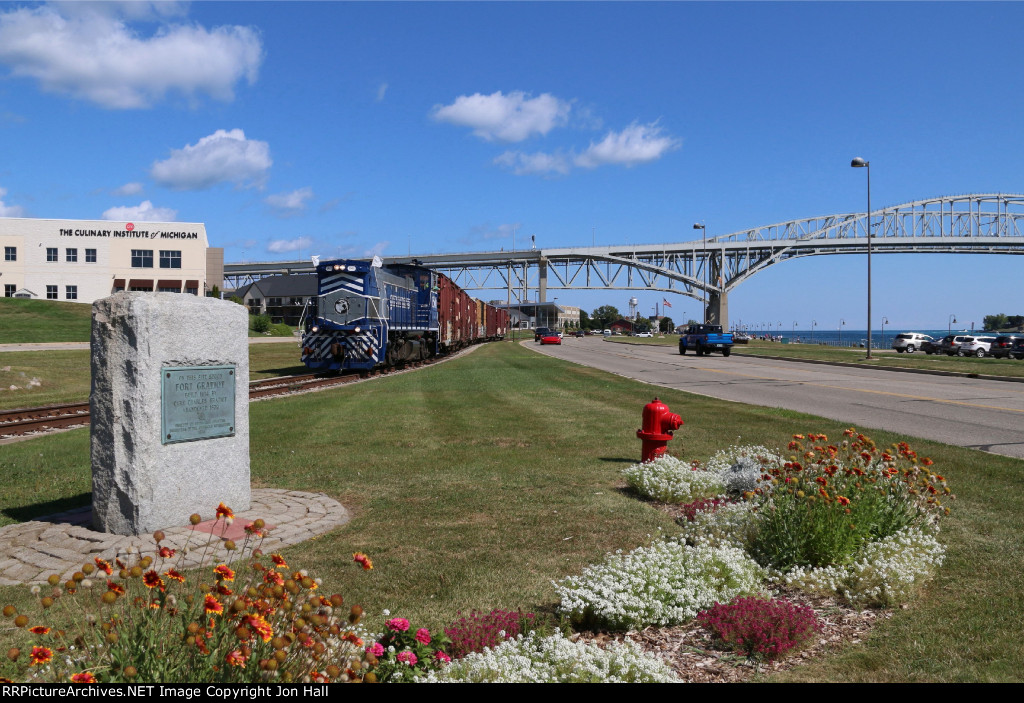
[0,298,93,343]
[0,341,1021,681]
[0,343,306,410]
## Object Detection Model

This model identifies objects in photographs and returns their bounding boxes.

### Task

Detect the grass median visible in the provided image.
[0,341,1021,681]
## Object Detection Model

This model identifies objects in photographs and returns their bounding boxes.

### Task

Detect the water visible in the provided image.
[737,328,976,349]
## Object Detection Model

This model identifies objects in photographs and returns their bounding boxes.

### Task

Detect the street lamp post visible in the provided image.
[693,223,706,323]
[811,319,817,344]
[793,320,798,344]
[881,316,889,349]
[851,157,873,358]
[839,318,846,347]
[949,314,957,334]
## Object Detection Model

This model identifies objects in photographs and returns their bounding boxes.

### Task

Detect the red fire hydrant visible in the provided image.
[637,397,683,463]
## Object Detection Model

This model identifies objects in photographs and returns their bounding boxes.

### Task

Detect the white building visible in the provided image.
[0,217,223,303]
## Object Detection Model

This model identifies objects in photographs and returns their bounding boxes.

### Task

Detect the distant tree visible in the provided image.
[659,316,675,333]
[984,313,1009,331]
[592,305,621,330]
[207,285,221,298]
[579,309,593,330]
[1008,315,1024,331]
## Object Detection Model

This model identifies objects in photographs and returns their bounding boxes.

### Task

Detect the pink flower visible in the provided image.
[396,651,418,666]
[386,617,410,632]
[434,651,451,664]
[415,628,431,645]
[366,642,384,657]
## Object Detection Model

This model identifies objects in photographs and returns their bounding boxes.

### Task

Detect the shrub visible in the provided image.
[1,505,372,683]
[251,314,271,333]
[420,631,680,683]
[444,609,536,659]
[746,430,951,570]
[623,454,725,504]
[555,541,765,630]
[677,499,761,550]
[697,596,821,661]
[703,444,783,496]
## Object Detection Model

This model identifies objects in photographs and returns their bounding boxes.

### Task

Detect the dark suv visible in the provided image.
[533,327,551,342]
[990,335,1024,359]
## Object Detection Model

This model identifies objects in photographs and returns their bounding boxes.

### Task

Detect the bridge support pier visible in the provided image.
[538,259,548,302]
[706,290,729,329]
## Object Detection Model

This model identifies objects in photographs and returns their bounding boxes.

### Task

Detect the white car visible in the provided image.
[635,332,653,338]
[958,336,996,358]
[892,332,933,353]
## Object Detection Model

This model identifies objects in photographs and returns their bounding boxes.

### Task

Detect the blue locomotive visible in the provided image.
[301,258,439,372]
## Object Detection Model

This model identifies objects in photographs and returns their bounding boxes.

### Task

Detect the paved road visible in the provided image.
[529,338,1024,460]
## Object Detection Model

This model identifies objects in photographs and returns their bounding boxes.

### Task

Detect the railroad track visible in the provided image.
[0,356,444,440]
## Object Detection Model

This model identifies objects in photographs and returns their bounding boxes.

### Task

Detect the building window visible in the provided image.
[46,285,58,300]
[185,287,198,296]
[65,285,78,300]
[66,248,78,263]
[158,287,180,293]
[47,247,58,262]
[131,249,154,268]
[86,248,97,263]
[4,284,14,298]
[248,298,262,314]
[3,246,15,261]
[159,250,182,268]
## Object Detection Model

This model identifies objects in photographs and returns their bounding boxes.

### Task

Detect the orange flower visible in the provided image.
[216,503,234,520]
[29,646,52,666]
[204,594,224,615]
[107,580,125,595]
[225,650,248,668]
[353,552,373,571]
[213,564,235,582]
[263,570,284,587]
[216,584,233,596]
[164,569,185,583]
[29,626,50,635]
[70,672,97,683]
[159,547,176,559]
[142,571,165,592]
[94,558,113,576]
[836,495,851,506]
[243,614,273,642]
[271,554,288,570]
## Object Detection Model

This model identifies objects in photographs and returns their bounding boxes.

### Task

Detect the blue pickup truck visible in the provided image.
[679,324,734,357]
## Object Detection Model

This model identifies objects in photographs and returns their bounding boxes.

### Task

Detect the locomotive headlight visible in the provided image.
[347,265,357,271]
[311,325,319,333]
[354,326,361,333]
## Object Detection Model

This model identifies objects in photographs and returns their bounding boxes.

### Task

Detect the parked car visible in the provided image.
[1010,338,1024,360]
[534,327,551,342]
[539,331,561,345]
[892,332,933,354]
[990,335,1024,359]
[635,331,653,338]
[936,334,972,356]
[574,330,585,338]
[958,336,996,358]
[602,329,612,336]
[921,337,943,354]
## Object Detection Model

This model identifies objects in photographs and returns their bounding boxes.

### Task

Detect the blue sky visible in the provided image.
[1,1,1022,330]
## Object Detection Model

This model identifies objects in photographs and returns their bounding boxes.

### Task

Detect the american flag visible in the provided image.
[662,298,672,308]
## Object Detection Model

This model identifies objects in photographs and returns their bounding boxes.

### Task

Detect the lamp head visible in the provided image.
[692,223,705,230]
[851,157,869,168]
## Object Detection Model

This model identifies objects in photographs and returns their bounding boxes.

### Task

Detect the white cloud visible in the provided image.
[0,186,26,217]
[432,90,571,142]
[574,121,680,169]
[460,222,522,246]
[267,236,313,254]
[494,150,571,176]
[112,181,144,196]
[376,82,388,102]
[101,200,177,221]
[265,187,313,214]
[150,128,271,190]
[0,4,262,109]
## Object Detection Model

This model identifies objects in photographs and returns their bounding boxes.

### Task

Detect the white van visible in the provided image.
[602,329,612,336]
[892,332,932,353]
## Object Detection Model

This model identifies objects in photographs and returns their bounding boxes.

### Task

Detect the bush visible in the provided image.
[677,499,760,550]
[555,541,765,630]
[703,444,782,497]
[365,617,451,683]
[623,454,725,504]
[697,596,821,661]
[420,631,680,683]
[746,431,951,570]
[444,609,536,659]
[251,314,271,333]
[1,505,373,683]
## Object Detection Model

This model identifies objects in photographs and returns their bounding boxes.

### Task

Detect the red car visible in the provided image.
[540,332,561,345]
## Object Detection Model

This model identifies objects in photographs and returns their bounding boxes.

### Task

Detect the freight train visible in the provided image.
[301,258,509,372]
